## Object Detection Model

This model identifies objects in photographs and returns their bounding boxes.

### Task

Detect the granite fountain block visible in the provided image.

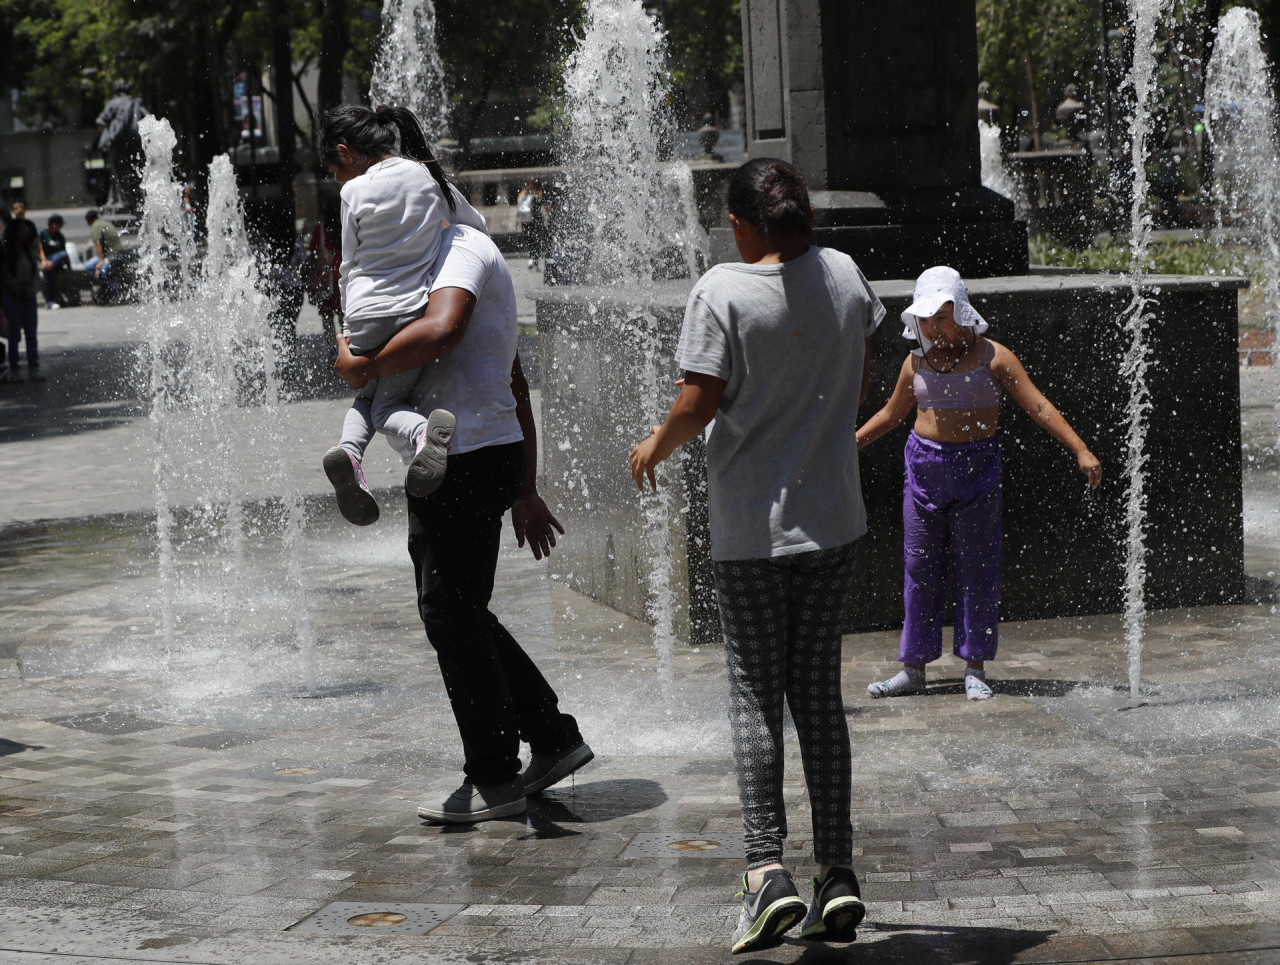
[535,284,718,644]
[534,271,1246,638]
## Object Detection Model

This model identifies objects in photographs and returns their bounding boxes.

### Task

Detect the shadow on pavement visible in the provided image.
[0,738,44,756]
[0,333,349,444]
[925,677,1124,698]
[744,923,1056,964]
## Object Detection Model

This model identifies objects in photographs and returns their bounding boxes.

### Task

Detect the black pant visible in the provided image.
[407,441,582,784]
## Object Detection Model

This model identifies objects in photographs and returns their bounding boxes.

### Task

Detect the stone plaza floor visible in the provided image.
[3,289,1280,963]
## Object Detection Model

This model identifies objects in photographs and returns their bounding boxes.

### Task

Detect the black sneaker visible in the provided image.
[799,866,865,942]
[522,741,594,795]
[730,868,807,954]
[405,409,455,498]
[416,779,527,824]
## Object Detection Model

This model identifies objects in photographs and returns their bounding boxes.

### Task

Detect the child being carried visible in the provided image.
[317,104,489,525]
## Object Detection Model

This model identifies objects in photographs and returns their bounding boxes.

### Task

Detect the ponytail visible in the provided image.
[727,157,812,240]
[318,104,456,215]
[377,105,456,216]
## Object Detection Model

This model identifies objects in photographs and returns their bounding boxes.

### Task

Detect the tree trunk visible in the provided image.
[271,0,297,246]
[317,0,349,118]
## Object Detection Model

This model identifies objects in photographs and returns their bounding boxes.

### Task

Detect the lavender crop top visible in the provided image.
[913,341,1003,410]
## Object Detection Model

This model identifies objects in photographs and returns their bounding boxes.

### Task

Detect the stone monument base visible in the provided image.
[534,271,1246,643]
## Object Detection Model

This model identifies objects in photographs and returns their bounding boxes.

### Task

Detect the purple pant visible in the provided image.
[899,432,1002,666]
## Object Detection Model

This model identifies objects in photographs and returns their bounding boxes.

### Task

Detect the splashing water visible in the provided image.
[1116,0,1174,697]
[137,116,201,652]
[1206,9,1280,459]
[136,117,318,692]
[979,119,1021,209]
[559,0,708,700]
[369,0,450,141]
[562,0,707,284]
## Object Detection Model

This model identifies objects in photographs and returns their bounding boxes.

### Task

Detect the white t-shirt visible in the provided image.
[675,246,885,562]
[339,156,488,323]
[408,225,523,455]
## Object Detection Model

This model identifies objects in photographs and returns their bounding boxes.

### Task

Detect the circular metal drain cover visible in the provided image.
[620,832,746,859]
[348,912,408,927]
[667,839,722,852]
[289,901,465,936]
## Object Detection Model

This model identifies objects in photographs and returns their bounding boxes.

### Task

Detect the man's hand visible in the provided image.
[511,493,565,561]
[332,336,371,389]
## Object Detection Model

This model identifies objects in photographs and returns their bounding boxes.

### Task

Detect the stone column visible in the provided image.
[732,0,1027,278]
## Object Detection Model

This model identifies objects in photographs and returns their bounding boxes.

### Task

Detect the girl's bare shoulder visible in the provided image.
[983,337,1018,367]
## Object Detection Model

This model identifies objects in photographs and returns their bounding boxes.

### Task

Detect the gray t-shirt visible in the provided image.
[676,246,885,561]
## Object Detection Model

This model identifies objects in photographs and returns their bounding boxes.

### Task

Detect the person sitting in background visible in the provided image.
[84,209,121,299]
[39,215,70,309]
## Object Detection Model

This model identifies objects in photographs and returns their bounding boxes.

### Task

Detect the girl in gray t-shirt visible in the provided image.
[630,158,882,954]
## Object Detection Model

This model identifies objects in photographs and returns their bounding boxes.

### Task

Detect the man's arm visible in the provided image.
[332,287,476,388]
[510,353,564,560]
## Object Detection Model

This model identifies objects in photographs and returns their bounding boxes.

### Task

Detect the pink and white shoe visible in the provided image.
[322,447,380,526]
[405,409,455,498]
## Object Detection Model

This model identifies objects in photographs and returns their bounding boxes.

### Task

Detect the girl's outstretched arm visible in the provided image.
[630,372,726,492]
[856,355,917,449]
[992,341,1102,489]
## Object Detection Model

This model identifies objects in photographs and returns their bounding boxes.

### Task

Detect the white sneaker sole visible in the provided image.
[416,798,527,823]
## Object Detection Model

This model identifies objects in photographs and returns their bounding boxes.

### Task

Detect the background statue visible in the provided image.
[96,80,150,213]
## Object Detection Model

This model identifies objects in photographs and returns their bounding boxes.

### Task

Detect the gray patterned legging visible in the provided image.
[713,542,856,869]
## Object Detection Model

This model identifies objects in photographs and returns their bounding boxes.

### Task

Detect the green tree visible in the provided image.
[433,0,585,152]
[661,0,742,126]
[976,0,1099,146]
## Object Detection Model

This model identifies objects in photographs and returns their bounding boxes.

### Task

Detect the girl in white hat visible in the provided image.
[857,266,1101,700]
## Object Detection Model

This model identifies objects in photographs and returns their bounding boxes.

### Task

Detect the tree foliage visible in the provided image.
[0,0,746,166]
[662,0,742,124]
[977,0,1280,148]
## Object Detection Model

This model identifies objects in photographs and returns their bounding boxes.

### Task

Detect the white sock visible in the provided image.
[867,666,925,698]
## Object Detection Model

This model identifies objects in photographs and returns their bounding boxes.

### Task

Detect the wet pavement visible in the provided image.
[3,290,1280,963]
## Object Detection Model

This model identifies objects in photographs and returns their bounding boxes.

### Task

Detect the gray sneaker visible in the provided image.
[322,447,379,526]
[417,780,527,824]
[522,742,594,795]
[405,409,455,498]
[730,868,806,954]
[799,866,865,942]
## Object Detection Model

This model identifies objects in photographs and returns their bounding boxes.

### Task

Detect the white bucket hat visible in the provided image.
[901,265,988,355]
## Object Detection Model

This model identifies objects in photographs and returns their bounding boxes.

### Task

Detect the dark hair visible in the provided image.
[86,208,99,223]
[727,157,812,240]
[317,104,455,214]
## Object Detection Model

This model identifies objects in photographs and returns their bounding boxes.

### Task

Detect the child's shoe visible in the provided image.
[322,446,379,526]
[799,866,865,942]
[965,669,994,700]
[730,868,806,954]
[405,409,455,498]
[867,666,925,698]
